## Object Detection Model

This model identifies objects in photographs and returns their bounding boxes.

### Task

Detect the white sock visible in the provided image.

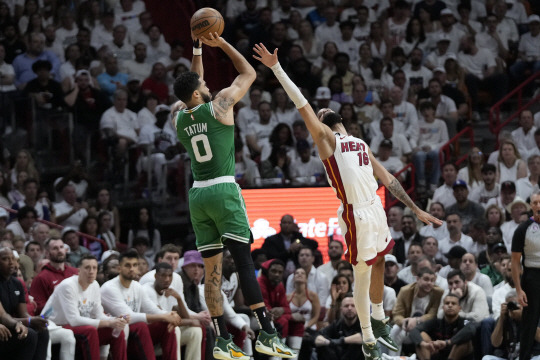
[371,302,385,321]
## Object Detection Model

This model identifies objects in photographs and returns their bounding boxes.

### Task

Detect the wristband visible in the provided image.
[193,47,202,56]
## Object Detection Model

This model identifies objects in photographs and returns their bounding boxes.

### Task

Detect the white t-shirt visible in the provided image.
[114,0,145,33]
[122,60,152,82]
[438,234,474,261]
[143,283,178,312]
[90,24,113,50]
[411,293,431,317]
[106,42,135,64]
[435,27,466,54]
[378,156,404,174]
[101,276,166,324]
[432,183,456,209]
[55,26,79,48]
[43,276,109,327]
[0,62,16,92]
[403,64,433,89]
[393,101,419,148]
[100,107,139,142]
[139,270,194,315]
[370,133,412,157]
[417,118,449,151]
[54,200,88,230]
[458,48,497,79]
[518,32,540,60]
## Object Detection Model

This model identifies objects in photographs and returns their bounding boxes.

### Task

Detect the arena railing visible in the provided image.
[489,71,540,146]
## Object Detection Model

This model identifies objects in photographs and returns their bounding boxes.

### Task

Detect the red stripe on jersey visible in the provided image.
[341,204,358,266]
[365,239,395,266]
[322,156,348,204]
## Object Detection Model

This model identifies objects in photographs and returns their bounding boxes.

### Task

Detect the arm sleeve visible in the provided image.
[450,321,477,345]
[100,283,147,324]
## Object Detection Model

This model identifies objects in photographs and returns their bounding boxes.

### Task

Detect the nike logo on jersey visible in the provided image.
[52,280,58,284]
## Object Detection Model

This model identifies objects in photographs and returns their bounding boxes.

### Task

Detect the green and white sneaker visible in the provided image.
[362,341,382,360]
[371,316,398,352]
[213,336,249,360]
[255,330,296,358]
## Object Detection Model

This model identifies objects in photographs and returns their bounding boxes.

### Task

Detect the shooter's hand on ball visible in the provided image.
[199,32,224,48]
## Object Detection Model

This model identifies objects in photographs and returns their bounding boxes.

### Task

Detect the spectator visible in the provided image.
[501,197,530,250]
[446,180,485,233]
[62,227,89,267]
[384,254,407,296]
[2,22,27,64]
[262,214,318,275]
[25,240,43,269]
[491,258,516,320]
[389,267,444,356]
[123,75,143,113]
[370,117,412,163]
[63,70,112,160]
[430,65,469,121]
[42,254,128,360]
[509,15,540,84]
[96,53,129,98]
[314,6,340,46]
[290,139,325,186]
[75,27,97,65]
[390,85,419,148]
[100,250,180,360]
[100,88,138,159]
[458,34,509,110]
[121,43,151,82]
[6,206,36,242]
[436,9,466,54]
[0,247,49,360]
[432,162,459,209]
[314,294,363,360]
[511,110,536,158]
[487,180,517,216]
[107,24,134,64]
[398,252,445,285]
[460,253,494,297]
[245,101,278,161]
[419,202,449,240]
[468,219,489,255]
[287,267,320,356]
[516,155,540,201]
[30,223,49,246]
[470,163,499,208]
[326,273,352,323]
[313,86,340,113]
[393,215,423,265]
[143,262,203,360]
[497,139,528,184]
[30,237,78,314]
[54,184,88,230]
[414,101,449,194]
[54,160,90,203]
[425,34,455,70]
[317,239,344,287]
[437,269,489,322]
[413,0,447,22]
[78,215,102,259]
[97,211,118,252]
[376,139,405,178]
[236,87,264,138]
[335,21,361,66]
[285,246,329,309]
[424,78,458,136]
[480,238,506,287]
[388,206,404,240]
[13,32,60,89]
[421,236,445,266]
[141,62,168,103]
[411,293,476,360]
[144,25,169,64]
[439,213,474,260]
[11,178,52,221]
[127,207,161,262]
[90,10,114,50]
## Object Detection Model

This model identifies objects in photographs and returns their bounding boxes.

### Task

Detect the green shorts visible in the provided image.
[189,182,250,252]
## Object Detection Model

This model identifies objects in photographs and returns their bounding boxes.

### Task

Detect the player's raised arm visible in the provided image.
[190,30,203,79]
[199,32,255,122]
[253,43,335,158]
[368,148,442,226]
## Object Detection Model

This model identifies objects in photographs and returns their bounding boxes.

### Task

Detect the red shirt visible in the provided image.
[141,77,169,104]
[30,264,78,314]
[258,274,291,322]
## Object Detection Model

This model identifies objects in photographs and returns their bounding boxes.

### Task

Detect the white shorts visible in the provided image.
[337,196,394,266]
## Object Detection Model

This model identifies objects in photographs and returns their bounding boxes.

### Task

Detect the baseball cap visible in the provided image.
[315,87,331,100]
[101,250,120,262]
[75,69,91,78]
[445,53,457,61]
[127,75,141,83]
[380,139,393,149]
[433,66,446,74]
[445,245,467,259]
[492,242,507,253]
[182,250,204,267]
[453,179,468,189]
[440,8,454,16]
[501,181,516,192]
[505,196,531,213]
[437,33,451,43]
[61,227,77,238]
[384,254,398,265]
[528,15,540,24]
[0,208,8,219]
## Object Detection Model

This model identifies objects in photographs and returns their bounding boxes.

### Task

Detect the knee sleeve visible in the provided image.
[223,239,263,306]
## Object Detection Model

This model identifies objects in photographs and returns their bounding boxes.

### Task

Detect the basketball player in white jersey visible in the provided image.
[253,43,442,360]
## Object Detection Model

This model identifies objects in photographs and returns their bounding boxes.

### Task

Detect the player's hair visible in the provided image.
[119,249,139,263]
[79,253,98,265]
[322,112,342,129]
[174,71,201,103]
[155,262,173,273]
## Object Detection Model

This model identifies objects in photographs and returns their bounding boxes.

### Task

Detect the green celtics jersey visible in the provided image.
[176,102,235,181]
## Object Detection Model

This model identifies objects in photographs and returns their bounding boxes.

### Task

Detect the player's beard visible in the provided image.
[202,91,212,103]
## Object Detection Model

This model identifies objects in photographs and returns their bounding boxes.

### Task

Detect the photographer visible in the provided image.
[482,290,540,360]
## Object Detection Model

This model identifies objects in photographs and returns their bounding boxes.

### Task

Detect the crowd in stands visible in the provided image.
[0,0,539,359]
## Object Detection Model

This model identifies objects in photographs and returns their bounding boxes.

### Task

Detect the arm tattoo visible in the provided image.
[387,177,417,211]
[213,97,235,120]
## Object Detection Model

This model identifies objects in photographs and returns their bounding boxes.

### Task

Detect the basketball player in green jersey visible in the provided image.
[172,32,296,360]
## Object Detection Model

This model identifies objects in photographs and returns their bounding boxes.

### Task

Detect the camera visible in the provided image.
[507,301,519,311]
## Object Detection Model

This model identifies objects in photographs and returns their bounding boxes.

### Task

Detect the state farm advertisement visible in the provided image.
[244,187,386,263]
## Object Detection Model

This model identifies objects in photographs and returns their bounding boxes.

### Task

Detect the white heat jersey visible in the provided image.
[322,133,378,205]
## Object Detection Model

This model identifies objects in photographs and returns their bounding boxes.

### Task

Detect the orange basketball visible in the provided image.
[190,7,224,39]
